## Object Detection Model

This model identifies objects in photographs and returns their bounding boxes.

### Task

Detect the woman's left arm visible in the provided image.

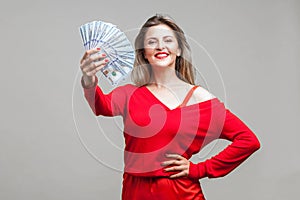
[188,109,261,179]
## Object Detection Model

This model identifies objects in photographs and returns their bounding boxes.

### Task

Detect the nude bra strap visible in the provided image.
[177,85,199,108]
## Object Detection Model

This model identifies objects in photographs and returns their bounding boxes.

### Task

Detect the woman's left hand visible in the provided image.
[161,154,190,179]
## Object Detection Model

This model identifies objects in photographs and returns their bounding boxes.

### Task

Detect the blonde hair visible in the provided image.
[131,14,195,87]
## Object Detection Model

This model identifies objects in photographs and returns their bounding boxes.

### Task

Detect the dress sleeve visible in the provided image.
[81,76,127,117]
[188,108,261,179]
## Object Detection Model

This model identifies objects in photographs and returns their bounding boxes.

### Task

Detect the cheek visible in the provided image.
[170,46,178,52]
[166,43,180,53]
[144,47,154,57]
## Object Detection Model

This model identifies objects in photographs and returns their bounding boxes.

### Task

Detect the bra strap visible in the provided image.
[178,85,199,108]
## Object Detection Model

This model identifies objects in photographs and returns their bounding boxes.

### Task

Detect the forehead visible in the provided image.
[144,24,176,38]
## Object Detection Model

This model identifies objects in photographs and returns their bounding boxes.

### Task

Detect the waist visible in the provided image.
[124,167,172,177]
[124,150,190,177]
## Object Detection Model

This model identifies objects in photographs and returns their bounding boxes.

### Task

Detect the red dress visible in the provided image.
[82,78,261,200]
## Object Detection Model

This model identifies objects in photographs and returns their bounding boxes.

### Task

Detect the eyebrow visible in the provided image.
[145,35,175,40]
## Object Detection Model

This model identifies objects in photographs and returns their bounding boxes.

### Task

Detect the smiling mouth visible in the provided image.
[154,52,169,59]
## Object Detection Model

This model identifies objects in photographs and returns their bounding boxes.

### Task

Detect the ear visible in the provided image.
[141,49,147,59]
[143,52,148,60]
[177,48,182,57]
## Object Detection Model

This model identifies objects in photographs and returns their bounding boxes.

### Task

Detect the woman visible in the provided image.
[80,14,261,200]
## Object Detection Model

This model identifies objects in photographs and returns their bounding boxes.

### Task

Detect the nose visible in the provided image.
[156,40,165,50]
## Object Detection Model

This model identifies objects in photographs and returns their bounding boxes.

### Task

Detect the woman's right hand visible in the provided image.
[80,48,109,88]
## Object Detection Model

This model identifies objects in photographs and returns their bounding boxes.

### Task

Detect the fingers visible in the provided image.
[80,48,100,64]
[161,154,190,179]
[82,58,109,76]
[80,49,106,68]
[165,154,182,160]
[169,171,189,179]
[80,48,109,77]
[164,165,187,172]
[161,159,183,166]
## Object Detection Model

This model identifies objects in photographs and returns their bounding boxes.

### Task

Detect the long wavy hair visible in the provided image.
[131,14,195,87]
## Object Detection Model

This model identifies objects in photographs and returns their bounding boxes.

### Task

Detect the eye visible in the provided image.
[165,39,173,43]
[147,40,157,45]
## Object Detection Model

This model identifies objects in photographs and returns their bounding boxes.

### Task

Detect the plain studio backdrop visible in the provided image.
[0,0,299,199]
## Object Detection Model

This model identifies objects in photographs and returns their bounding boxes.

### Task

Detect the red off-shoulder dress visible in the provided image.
[82,78,261,200]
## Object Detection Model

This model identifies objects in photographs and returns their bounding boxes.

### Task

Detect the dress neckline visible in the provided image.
[142,85,218,111]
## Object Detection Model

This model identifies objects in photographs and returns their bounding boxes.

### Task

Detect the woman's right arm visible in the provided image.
[80,48,126,117]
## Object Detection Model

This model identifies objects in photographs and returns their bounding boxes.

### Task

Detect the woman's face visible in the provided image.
[143,24,181,69]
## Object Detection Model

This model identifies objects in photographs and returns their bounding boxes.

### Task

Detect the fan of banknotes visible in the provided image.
[79,20,135,86]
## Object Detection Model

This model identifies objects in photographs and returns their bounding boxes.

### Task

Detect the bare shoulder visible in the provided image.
[192,85,216,102]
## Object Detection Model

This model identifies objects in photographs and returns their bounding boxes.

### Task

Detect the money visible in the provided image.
[79,20,135,86]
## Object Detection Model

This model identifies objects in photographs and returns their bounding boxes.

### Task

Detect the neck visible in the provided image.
[149,66,183,88]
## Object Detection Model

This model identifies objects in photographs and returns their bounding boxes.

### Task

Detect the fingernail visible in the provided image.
[97,48,100,50]
[102,53,106,56]
[104,58,109,62]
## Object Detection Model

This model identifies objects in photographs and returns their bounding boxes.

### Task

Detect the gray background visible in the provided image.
[1,0,299,199]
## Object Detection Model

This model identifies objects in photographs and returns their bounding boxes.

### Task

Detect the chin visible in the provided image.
[149,57,176,68]
[150,62,175,69]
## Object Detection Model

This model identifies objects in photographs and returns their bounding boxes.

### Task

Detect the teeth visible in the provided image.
[155,53,168,58]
